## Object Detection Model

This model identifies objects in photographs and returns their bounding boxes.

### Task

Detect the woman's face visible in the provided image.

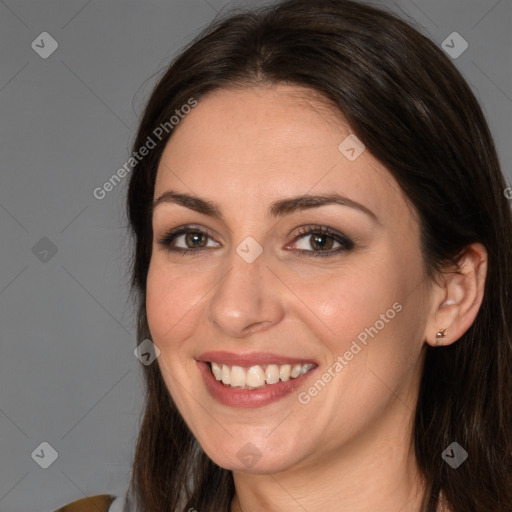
[146,84,433,474]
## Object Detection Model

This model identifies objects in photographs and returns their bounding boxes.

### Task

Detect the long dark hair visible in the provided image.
[126,1,512,510]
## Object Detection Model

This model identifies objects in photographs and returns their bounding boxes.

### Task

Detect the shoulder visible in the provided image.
[53,486,136,512]
[54,494,115,512]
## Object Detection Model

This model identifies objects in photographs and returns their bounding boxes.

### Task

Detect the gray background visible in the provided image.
[0,1,510,511]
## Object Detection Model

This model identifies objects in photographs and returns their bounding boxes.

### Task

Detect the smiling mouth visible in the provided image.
[208,362,316,389]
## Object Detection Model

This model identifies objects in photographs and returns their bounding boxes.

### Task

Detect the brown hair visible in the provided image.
[126,1,512,510]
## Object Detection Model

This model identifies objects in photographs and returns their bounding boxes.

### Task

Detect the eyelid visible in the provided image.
[285,225,354,255]
[157,224,220,247]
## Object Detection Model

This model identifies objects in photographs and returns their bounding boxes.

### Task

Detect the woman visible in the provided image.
[56,0,512,510]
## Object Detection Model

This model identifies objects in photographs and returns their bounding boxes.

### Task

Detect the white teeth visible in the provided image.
[230,366,246,387]
[211,362,222,380]
[221,364,231,385]
[290,364,301,378]
[279,364,291,382]
[246,366,266,388]
[209,362,315,388]
[265,364,280,384]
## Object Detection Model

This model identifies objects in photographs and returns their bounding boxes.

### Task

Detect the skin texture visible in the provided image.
[146,84,487,512]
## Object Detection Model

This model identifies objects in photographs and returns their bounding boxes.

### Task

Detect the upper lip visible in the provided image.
[197,351,317,367]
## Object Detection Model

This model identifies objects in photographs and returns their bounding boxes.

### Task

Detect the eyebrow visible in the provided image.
[152,190,379,223]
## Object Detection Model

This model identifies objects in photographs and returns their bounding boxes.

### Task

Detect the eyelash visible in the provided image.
[157,224,355,258]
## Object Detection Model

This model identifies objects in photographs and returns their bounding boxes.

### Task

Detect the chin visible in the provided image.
[199,433,305,475]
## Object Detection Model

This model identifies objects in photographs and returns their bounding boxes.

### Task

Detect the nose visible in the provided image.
[206,247,285,338]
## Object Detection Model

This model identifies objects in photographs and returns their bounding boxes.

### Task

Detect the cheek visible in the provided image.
[293,253,423,389]
[292,262,402,348]
[145,260,208,348]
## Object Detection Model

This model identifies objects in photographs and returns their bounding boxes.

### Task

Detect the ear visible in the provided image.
[423,243,488,347]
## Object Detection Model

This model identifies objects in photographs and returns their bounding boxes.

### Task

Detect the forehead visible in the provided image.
[160,84,346,161]
[154,84,411,225]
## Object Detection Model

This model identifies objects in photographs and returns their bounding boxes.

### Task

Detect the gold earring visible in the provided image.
[435,328,447,345]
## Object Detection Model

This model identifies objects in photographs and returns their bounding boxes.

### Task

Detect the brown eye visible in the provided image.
[184,231,208,248]
[157,227,220,254]
[309,233,335,251]
[288,225,354,258]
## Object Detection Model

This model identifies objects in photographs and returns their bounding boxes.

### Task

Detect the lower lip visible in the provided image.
[197,361,316,408]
